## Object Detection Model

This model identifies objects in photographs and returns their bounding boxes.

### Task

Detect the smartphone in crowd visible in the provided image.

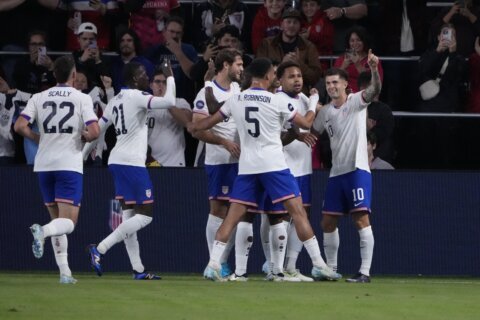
[88,39,97,49]
[441,28,453,42]
[37,46,46,64]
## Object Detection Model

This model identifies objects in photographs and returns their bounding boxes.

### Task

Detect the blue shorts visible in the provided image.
[250,174,311,214]
[38,171,83,207]
[322,169,372,215]
[109,164,154,205]
[231,169,300,211]
[205,163,238,200]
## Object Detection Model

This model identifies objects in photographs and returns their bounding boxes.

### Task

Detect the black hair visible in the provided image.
[245,58,272,79]
[166,15,185,28]
[367,131,377,145]
[117,29,143,54]
[276,61,301,79]
[214,49,242,73]
[123,62,143,86]
[53,55,75,83]
[214,25,240,43]
[344,25,371,53]
[325,67,349,81]
[27,29,47,46]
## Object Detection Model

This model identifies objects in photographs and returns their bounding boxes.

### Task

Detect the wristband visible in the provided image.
[308,93,319,112]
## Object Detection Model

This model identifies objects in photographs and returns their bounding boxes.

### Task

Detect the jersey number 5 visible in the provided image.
[245,106,260,138]
[42,101,74,134]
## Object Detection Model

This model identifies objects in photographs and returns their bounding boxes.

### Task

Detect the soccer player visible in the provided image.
[313,50,381,283]
[14,55,100,284]
[84,61,176,279]
[188,57,341,282]
[192,49,244,279]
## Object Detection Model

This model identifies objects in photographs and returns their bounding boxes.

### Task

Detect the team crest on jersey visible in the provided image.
[288,103,294,111]
[222,186,229,194]
[0,110,10,126]
[196,100,205,109]
[146,189,152,198]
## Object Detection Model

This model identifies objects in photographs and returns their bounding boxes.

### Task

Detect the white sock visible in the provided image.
[303,236,327,268]
[122,209,144,273]
[260,214,271,272]
[97,214,152,255]
[234,222,253,275]
[285,220,303,272]
[206,214,223,255]
[270,223,287,274]
[220,226,236,265]
[51,235,71,277]
[42,218,74,238]
[359,226,374,276]
[323,228,340,272]
[209,240,226,268]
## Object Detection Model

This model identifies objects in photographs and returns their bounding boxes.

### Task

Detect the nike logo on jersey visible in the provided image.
[353,202,363,207]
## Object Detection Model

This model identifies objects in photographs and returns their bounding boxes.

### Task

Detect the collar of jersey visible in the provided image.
[278,90,298,99]
[249,87,266,91]
[213,80,230,92]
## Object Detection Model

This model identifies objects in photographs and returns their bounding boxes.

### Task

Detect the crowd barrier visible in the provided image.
[0,167,478,276]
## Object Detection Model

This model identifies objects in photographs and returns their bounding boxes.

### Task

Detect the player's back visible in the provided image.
[105,89,152,167]
[27,85,96,173]
[222,88,296,174]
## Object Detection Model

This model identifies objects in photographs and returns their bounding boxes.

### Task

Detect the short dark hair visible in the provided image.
[117,29,143,54]
[166,15,185,29]
[27,29,47,45]
[325,67,349,81]
[53,55,75,83]
[276,61,301,79]
[246,58,272,79]
[357,71,372,90]
[214,25,240,42]
[214,49,242,73]
[123,62,143,85]
[344,26,371,53]
[367,131,377,145]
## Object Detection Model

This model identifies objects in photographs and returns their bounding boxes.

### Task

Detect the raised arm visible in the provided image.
[362,50,382,103]
[149,76,176,109]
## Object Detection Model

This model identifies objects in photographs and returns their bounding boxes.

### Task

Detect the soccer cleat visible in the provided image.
[261,261,270,274]
[311,265,342,281]
[346,273,371,283]
[228,273,248,282]
[133,271,162,280]
[87,244,103,276]
[30,224,45,259]
[204,263,224,282]
[221,262,232,278]
[284,269,314,282]
[264,272,274,281]
[273,273,301,282]
[59,275,78,284]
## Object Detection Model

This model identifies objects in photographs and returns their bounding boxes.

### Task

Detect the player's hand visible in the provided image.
[297,132,317,147]
[222,139,241,159]
[310,88,319,96]
[367,49,379,70]
[161,59,173,78]
[186,121,197,134]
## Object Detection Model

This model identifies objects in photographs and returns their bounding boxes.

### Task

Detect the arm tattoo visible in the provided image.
[362,69,382,103]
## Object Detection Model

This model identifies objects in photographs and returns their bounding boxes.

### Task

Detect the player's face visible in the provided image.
[120,34,135,56]
[150,74,167,97]
[279,66,303,95]
[227,56,244,83]
[302,0,319,19]
[135,66,150,90]
[73,72,88,91]
[348,32,364,53]
[325,74,348,99]
[264,0,285,16]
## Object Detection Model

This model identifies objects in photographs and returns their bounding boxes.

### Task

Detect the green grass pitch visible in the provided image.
[0,273,479,320]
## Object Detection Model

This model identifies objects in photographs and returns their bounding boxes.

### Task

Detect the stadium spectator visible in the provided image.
[14,55,100,284]
[110,29,155,94]
[313,53,381,283]
[72,22,112,89]
[251,0,286,54]
[256,8,322,92]
[188,57,340,282]
[358,71,394,163]
[333,25,383,93]
[85,61,176,280]
[146,16,199,103]
[300,0,334,68]
[192,0,252,53]
[430,0,480,57]
[367,131,394,170]
[125,0,181,52]
[147,68,192,167]
[321,0,367,53]
[467,37,480,113]
[57,0,119,51]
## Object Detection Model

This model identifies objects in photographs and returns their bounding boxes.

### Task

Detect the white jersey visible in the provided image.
[88,86,107,159]
[147,98,190,166]
[21,85,97,173]
[0,90,31,157]
[313,91,370,177]
[193,81,240,165]
[220,88,297,174]
[103,78,175,167]
[277,91,313,177]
